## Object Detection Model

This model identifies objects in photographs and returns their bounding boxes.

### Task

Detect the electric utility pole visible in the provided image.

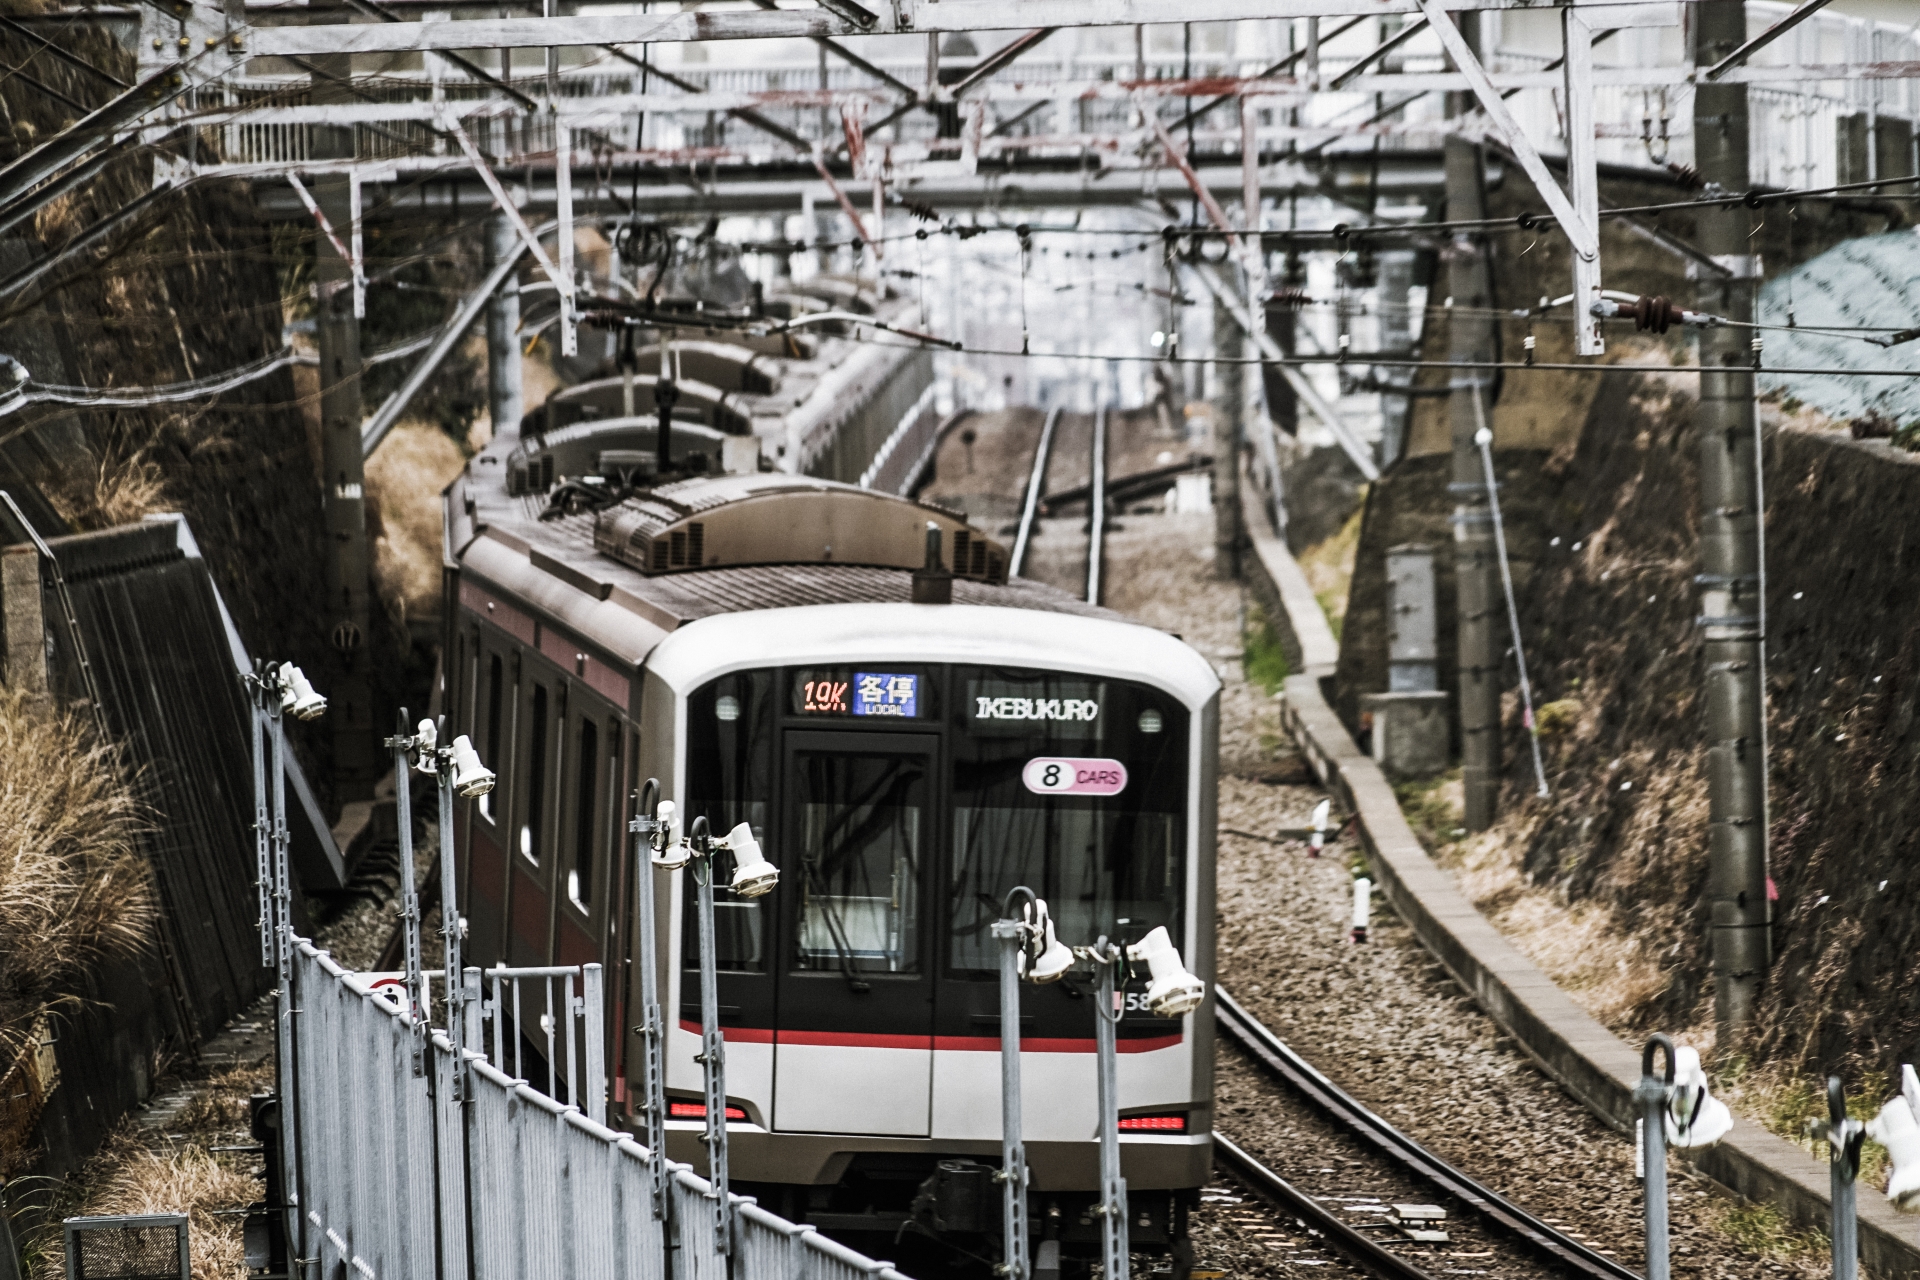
[1693,0,1769,1044]
[1444,135,1499,832]
[312,53,377,791]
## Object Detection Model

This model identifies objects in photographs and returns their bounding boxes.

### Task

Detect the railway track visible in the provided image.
[1209,988,1639,1280]
[1006,400,1110,604]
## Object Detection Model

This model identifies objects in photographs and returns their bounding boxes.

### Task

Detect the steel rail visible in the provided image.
[1214,985,1642,1280]
[1212,1133,1440,1280]
[1007,404,1057,578]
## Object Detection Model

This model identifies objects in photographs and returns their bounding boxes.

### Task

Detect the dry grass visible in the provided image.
[1446,824,1674,1028]
[47,449,170,531]
[1298,502,1363,640]
[365,420,466,628]
[33,1136,254,1280]
[1398,767,1676,1033]
[0,687,153,1057]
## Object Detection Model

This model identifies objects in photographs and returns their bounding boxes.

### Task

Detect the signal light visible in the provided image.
[1117,1114,1186,1132]
[668,1101,747,1121]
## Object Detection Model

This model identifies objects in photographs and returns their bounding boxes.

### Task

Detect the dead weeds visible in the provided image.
[365,420,467,629]
[0,687,153,1062]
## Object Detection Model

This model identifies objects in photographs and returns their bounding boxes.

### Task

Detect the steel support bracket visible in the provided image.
[1415,0,1604,354]
[286,173,366,319]
[1184,261,1380,483]
[811,148,878,252]
[441,113,575,357]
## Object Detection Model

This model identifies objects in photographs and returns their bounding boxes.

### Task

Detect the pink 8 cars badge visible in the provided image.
[1022,757,1128,796]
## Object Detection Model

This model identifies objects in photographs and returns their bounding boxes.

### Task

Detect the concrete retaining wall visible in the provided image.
[1238,477,1920,1279]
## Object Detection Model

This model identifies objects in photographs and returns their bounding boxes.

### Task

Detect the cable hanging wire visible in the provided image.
[1472,391,1548,800]
[0,345,301,419]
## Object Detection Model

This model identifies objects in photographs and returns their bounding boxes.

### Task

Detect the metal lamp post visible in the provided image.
[630,779,671,1220]
[1087,939,1130,1280]
[1634,1034,1676,1280]
[991,889,1039,1280]
[244,660,325,1280]
[687,815,732,1251]
[385,711,432,1077]
[1814,1077,1864,1280]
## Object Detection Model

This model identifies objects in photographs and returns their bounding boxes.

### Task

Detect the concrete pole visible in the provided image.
[1693,0,1769,1045]
[486,211,524,442]
[311,54,376,791]
[1211,292,1244,578]
[1444,135,1500,832]
[1,543,46,697]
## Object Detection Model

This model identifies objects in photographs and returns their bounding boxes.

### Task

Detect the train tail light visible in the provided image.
[1126,926,1206,1018]
[1117,1114,1187,1132]
[668,1101,747,1121]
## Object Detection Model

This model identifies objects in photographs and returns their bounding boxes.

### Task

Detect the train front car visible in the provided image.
[648,603,1218,1268]
[443,452,1217,1275]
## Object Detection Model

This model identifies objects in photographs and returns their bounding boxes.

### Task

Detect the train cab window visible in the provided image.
[520,682,549,865]
[792,750,925,975]
[480,653,505,824]
[684,671,775,972]
[946,668,1188,973]
[568,717,598,909]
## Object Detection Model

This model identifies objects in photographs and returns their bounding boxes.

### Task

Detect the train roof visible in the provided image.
[448,434,1132,668]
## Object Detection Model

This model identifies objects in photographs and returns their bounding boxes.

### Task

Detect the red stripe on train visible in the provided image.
[674,1022,1181,1054]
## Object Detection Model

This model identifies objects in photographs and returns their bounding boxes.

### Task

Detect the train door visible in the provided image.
[771,730,937,1137]
[508,672,560,966]
[554,699,620,969]
[465,638,516,968]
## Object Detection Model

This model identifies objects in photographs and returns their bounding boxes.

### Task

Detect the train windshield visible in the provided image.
[684,665,1188,976]
[946,667,1188,974]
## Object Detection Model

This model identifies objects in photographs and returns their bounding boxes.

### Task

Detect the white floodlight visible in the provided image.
[720,822,779,899]
[449,735,495,797]
[1019,899,1075,984]
[1867,1065,1920,1212]
[650,800,691,870]
[413,718,439,773]
[1664,1046,1733,1147]
[278,663,327,720]
[1126,925,1206,1018]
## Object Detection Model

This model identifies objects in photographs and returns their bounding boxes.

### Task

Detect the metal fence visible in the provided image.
[283,939,912,1280]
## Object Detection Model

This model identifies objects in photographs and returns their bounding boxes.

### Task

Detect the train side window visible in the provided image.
[480,652,505,824]
[684,671,774,973]
[521,682,549,865]
[569,717,598,910]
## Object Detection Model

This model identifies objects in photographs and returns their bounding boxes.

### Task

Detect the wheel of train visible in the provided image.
[444,428,1218,1276]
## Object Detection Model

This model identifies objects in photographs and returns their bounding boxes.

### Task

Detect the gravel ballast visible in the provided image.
[1092,501,1829,1280]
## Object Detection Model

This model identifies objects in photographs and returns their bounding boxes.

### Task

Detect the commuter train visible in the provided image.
[442,417,1219,1273]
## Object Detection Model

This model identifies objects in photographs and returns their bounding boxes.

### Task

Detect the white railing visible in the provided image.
[286,939,912,1280]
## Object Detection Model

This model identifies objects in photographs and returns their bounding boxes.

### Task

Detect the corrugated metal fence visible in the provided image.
[285,940,912,1280]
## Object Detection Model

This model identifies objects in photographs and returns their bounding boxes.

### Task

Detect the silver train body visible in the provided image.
[443,435,1217,1259]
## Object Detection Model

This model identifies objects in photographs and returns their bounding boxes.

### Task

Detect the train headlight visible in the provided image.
[1663,1046,1732,1148]
[720,822,779,898]
[1866,1065,1920,1212]
[278,662,328,721]
[1126,925,1205,1018]
[449,735,496,797]
[1020,900,1075,984]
